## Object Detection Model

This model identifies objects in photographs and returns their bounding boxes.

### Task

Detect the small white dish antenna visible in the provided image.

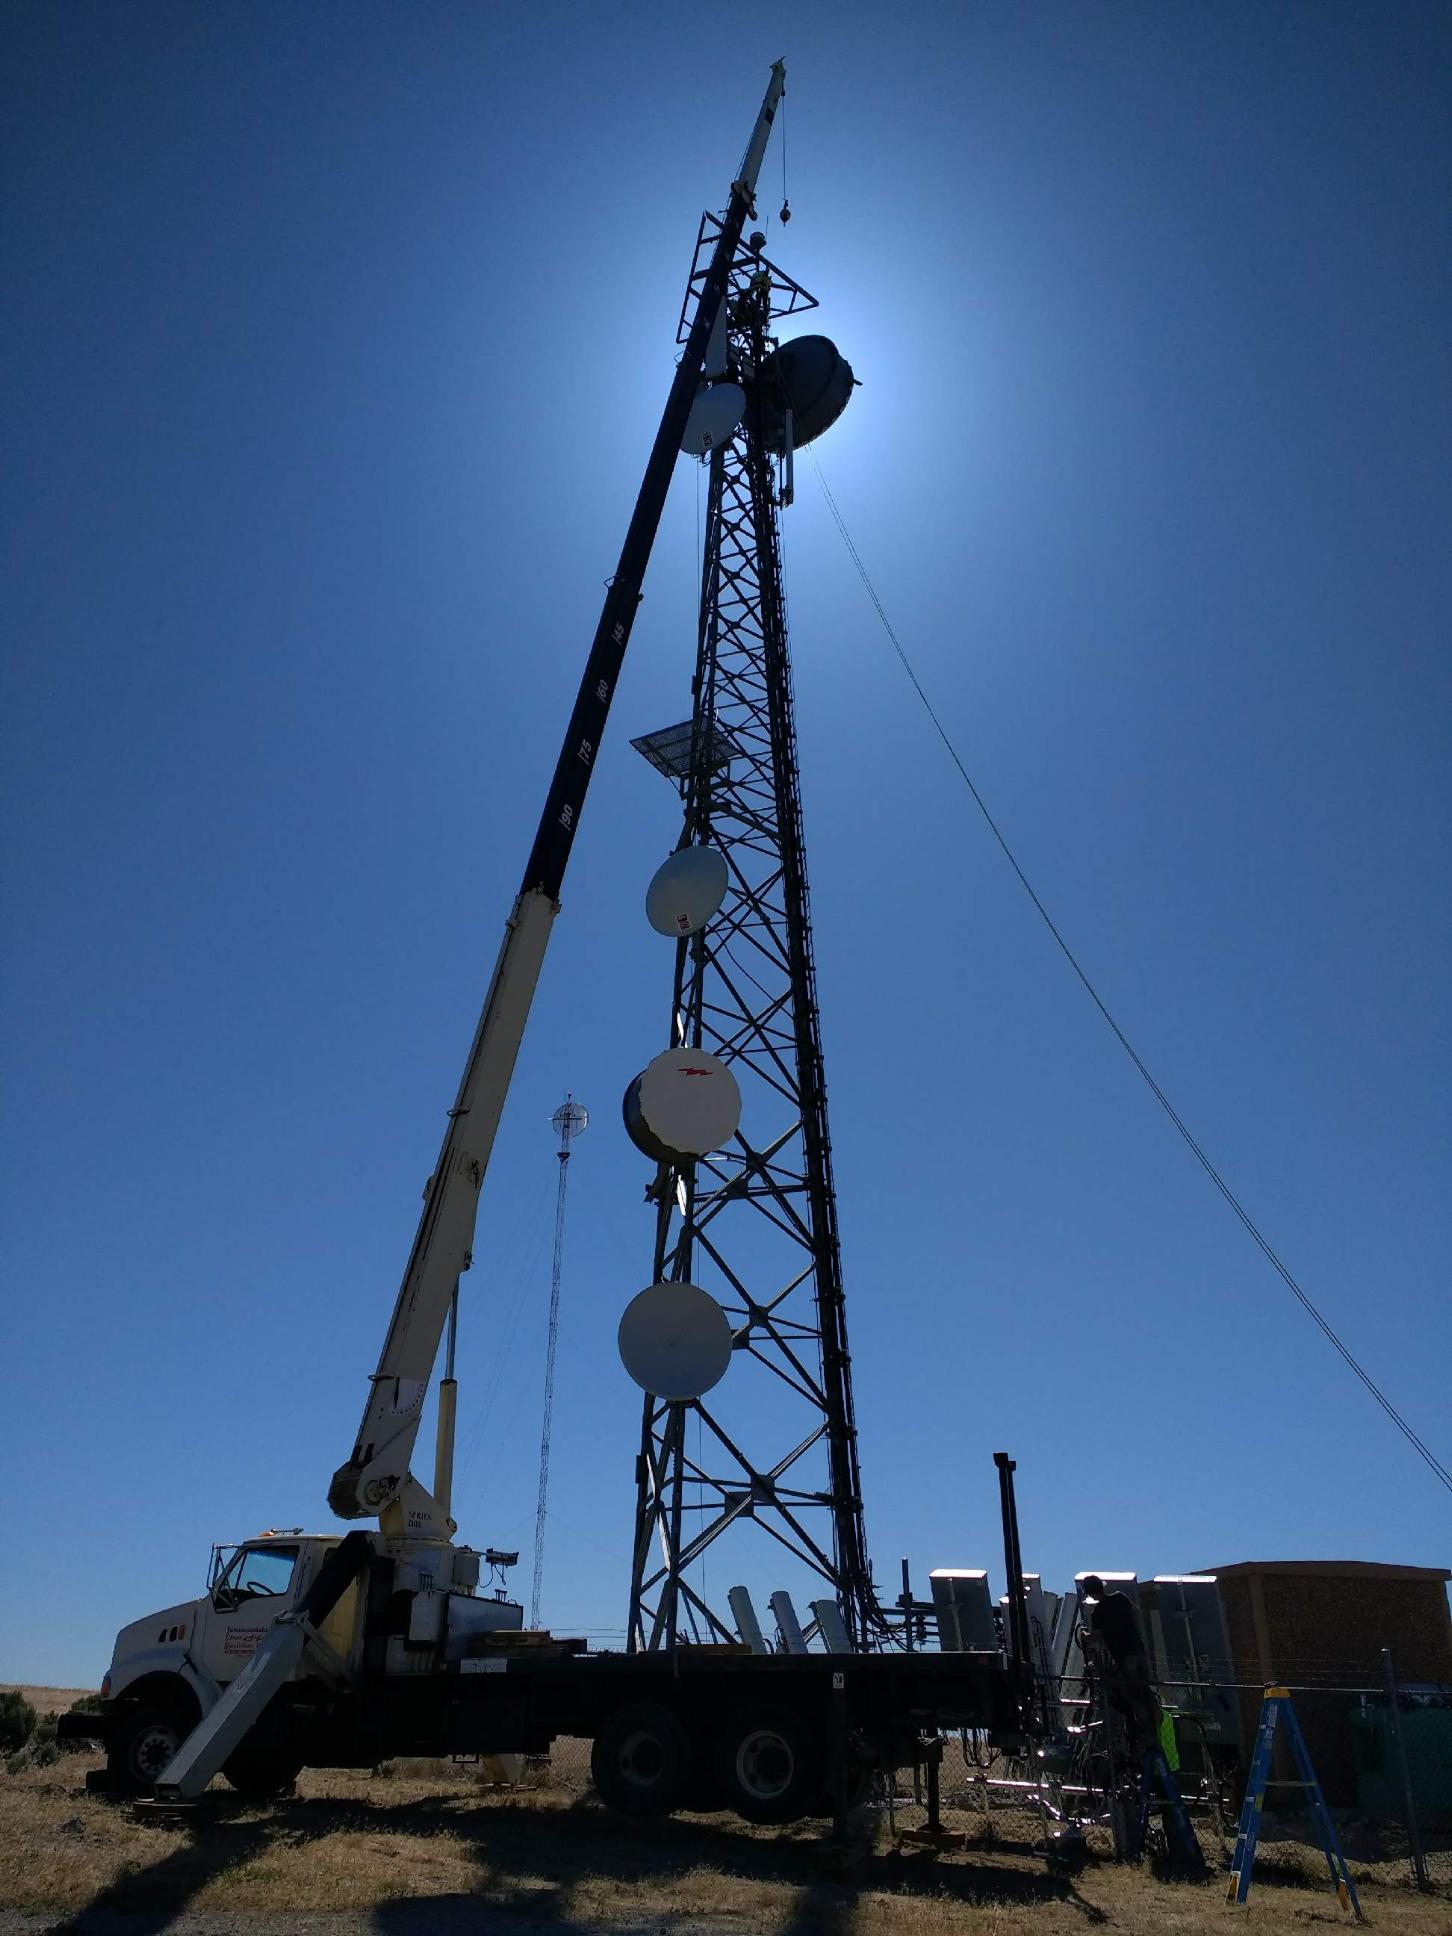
[623,1047,742,1163]
[681,382,746,456]
[646,845,728,937]
[618,1281,734,1399]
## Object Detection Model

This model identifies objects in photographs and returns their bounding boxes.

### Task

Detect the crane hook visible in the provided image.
[779,200,792,225]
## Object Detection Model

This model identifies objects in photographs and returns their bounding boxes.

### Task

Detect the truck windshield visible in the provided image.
[215,1545,298,1602]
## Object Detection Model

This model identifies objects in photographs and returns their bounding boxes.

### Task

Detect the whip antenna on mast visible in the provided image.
[531,1096,588,1628]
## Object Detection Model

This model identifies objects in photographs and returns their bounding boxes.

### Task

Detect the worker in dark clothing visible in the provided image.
[1079,1575,1159,1753]
[1080,1576,1146,1669]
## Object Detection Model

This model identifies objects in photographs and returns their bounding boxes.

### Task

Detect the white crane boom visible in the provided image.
[328,890,554,1535]
[327,61,787,1535]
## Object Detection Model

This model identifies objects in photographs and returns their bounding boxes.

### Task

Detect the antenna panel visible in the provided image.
[929,1568,998,1653]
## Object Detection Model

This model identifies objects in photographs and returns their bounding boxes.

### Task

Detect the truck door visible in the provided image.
[194,1543,301,1685]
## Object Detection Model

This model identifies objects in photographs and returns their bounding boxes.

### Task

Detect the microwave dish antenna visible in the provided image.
[646,845,729,937]
[756,334,855,451]
[681,382,747,456]
[622,1047,742,1164]
[619,1281,734,1401]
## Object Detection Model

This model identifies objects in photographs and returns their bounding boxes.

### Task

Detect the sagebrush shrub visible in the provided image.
[0,1690,36,1752]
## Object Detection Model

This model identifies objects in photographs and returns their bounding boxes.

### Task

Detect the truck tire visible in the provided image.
[590,1702,692,1818]
[716,1707,821,1825]
[107,1705,190,1796]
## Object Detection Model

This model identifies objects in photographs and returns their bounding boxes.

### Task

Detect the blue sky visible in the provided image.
[3,1,1448,1686]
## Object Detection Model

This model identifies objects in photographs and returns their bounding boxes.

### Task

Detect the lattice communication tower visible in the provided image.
[626,220,880,1653]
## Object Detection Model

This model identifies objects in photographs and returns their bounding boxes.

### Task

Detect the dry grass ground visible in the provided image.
[1,1748,1448,1936]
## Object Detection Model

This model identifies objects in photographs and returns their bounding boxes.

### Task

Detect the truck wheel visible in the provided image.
[590,1702,691,1818]
[716,1708,821,1825]
[107,1707,189,1796]
[223,1751,302,1799]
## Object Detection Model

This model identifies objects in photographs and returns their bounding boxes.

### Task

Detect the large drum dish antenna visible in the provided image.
[755,334,855,452]
[622,1046,742,1164]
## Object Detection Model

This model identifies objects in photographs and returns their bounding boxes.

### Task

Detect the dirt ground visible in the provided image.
[2,1746,1449,1936]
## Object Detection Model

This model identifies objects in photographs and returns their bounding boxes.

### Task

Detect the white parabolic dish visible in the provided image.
[681,382,746,457]
[618,1281,734,1399]
[623,1047,742,1163]
[646,845,729,937]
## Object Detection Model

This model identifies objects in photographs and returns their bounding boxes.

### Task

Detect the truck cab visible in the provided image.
[80,1531,521,1794]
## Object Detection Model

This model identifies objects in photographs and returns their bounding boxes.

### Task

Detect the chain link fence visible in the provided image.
[874,1678,1451,1895]
[464,1680,1450,1897]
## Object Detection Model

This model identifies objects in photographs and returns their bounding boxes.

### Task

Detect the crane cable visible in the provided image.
[806,446,1452,1496]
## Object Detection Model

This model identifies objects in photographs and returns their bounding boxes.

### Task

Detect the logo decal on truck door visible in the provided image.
[222,1625,269,1660]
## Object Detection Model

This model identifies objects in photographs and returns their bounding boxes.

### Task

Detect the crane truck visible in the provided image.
[61,64,1024,1824]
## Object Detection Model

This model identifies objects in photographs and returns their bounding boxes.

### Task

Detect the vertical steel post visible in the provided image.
[994,1452,1033,1697]
[1381,1648,1430,1890]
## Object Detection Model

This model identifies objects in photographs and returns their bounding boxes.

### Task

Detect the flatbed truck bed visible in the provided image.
[66,1641,1022,1824]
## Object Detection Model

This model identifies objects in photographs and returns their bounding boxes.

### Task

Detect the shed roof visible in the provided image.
[1199,1560,1450,1583]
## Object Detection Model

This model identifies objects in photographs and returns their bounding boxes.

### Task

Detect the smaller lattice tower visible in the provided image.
[531,1095,588,1628]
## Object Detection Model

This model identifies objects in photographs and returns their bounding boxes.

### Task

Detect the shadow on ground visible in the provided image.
[47,1803,275,1935]
[379,1795,1103,1933]
[49,1787,1130,1933]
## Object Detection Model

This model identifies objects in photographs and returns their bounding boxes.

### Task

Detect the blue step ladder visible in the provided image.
[1134,1746,1204,1867]
[1227,1685,1362,1919]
